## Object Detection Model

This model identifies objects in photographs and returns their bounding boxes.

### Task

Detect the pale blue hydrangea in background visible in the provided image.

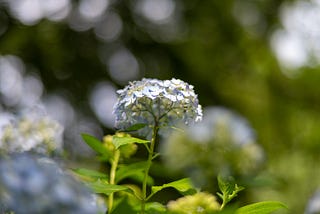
[188,107,256,145]
[305,189,320,214]
[113,78,202,136]
[0,153,106,214]
[0,107,63,155]
[162,107,264,188]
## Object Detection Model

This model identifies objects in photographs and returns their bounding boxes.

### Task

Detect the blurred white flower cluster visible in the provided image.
[0,107,63,155]
[305,189,320,214]
[162,107,264,188]
[113,78,202,135]
[0,153,106,214]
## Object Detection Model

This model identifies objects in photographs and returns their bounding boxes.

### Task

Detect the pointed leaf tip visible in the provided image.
[81,133,111,158]
[112,136,149,149]
[235,201,288,214]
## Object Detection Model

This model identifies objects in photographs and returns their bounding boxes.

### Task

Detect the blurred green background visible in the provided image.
[1,0,320,212]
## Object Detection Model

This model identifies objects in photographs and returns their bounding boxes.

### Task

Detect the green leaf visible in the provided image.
[126,172,154,186]
[88,181,133,196]
[145,202,166,214]
[235,201,287,214]
[112,136,149,149]
[132,202,166,214]
[112,196,136,214]
[218,175,244,196]
[123,123,147,131]
[72,168,108,181]
[151,178,196,196]
[115,161,149,183]
[81,133,111,158]
[217,175,244,209]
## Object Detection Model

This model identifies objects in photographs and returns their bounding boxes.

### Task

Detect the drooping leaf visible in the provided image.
[72,168,108,182]
[132,202,166,214]
[151,178,196,196]
[112,135,149,149]
[81,133,111,158]
[126,172,154,186]
[123,123,147,132]
[112,196,136,214]
[88,181,133,196]
[144,202,167,214]
[115,161,148,183]
[235,201,288,214]
[121,184,143,200]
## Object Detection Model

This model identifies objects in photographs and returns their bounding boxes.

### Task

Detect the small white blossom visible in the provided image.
[113,78,202,134]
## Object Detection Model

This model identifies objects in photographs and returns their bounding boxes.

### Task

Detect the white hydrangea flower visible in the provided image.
[113,78,202,134]
[0,107,63,155]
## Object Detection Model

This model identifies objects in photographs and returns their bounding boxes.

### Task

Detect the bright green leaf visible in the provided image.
[72,168,108,181]
[112,196,136,214]
[112,136,149,149]
[235,201,288,214]
[132,202,166,214]
[217,175,244,209]
[88,181,133,196]
[121,184,143,200]
[115,161,148,183]
[128,172,154,186]
[151,178,196,196]
[218,175,244,196]
[144,202,167,214]
[123,123,147,132]
[81,133,111,158]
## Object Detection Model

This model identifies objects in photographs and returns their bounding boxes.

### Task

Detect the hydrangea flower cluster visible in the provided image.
[167,192,220,214]
[162,107,264,188]
[113,78,202,134]
[0,153,106,214]
[0,108,63,155]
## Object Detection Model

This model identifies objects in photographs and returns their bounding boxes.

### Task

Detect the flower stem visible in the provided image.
[108,149,120,214]
[141,122,159,214]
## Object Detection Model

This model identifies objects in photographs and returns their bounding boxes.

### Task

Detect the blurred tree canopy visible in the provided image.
[1,0,320,212]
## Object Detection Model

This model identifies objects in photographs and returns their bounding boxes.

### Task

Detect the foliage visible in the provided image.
[217,175,244,209]
[235,201,288,214]
[1,0,319,212]
[79,131,288,213]
[73,78,288,214]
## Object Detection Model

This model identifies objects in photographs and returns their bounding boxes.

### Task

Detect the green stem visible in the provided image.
[108,149,120,214]
[141,121,159,214]
[220,201,227,210]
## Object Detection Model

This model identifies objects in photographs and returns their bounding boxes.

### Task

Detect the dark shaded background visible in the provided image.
[1,0,320,212]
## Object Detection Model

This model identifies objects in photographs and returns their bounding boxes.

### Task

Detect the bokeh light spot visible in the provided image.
[271,0,320,73]
[136,0,175,24]
[89,82,117,128]
[79,0,109,21]
[94,11,123,42]
[20,74,44,107]
[43,94,75,128]
[107,48,140,84]
[0,56,24,106]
